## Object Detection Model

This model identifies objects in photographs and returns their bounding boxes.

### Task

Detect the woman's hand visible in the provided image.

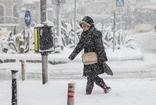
[104,61,107,64]
[69,58,73,61]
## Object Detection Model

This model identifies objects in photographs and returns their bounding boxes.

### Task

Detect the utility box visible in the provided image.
[34,25,54,53]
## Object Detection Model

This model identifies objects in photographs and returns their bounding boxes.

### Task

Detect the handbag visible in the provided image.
[82,52,98,65]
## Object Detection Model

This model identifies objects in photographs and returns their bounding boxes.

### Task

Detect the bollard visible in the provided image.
[67,83,75,105]
[20,60,26,81]
[11,70,18,105]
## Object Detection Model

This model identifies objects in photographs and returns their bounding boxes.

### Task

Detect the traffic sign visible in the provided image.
[115,0,125,8]
[25,10,31,27]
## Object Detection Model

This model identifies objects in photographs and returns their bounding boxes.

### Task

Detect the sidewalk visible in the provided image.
[1,48,151,80]
[0,78,156,105]
[0,48,143,63]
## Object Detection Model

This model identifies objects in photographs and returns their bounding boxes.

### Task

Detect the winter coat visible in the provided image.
[69,25,108,77]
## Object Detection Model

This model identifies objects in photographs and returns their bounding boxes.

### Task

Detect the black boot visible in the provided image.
[96,79,111,94]
[86,84,94,95]
[103,86,111,94]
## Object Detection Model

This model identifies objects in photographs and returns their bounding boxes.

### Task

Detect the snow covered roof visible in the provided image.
[22,0,39,4]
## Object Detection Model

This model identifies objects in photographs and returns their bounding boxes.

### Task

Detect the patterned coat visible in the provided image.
[69,25,108,77]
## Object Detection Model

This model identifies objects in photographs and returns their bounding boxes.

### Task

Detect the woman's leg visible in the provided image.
[93,76,111,93]
[86,77,94,94]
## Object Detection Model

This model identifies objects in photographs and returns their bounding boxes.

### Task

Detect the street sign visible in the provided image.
[25,10,31,27]
[52,0,66,5]
[115,0,125,8]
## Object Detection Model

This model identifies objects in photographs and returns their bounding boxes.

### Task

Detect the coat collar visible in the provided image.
[82,25,95,36]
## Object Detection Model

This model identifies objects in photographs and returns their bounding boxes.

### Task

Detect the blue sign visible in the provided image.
[115,0,125,8]
[25,10,31,27]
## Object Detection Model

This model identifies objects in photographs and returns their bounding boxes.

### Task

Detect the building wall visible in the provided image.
[0,4,5,23]
[0,0,40,32]
[0,0,22,32]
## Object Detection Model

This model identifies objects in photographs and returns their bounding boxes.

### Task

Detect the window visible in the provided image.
[0,5,4,23]
[13,5,19,23]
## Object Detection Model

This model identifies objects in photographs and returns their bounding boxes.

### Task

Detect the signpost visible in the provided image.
[25,10,31,27]
[24,10,31,52]
[115,0,125,8]
[115,0,125,47]
[74,0,77,47]
[113,11,116,52]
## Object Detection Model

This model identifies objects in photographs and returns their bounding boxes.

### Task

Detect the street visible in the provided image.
[133,31,156,53]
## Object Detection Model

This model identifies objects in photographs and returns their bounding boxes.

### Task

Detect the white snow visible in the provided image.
[0,31,156,105]
[0,47,143,62]
[0,52,156,105]
[0,79,156,105]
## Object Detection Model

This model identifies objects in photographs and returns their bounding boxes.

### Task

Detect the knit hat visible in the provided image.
[79,16,94,27]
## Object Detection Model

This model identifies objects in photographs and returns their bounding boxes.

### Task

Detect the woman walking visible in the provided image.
[69,16,111,95]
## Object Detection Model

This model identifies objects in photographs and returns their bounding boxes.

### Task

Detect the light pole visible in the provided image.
[40,0,48,84]
[40,0,47,23]
[113,10,116,52]
[74,0,77,47]
[57,0,62,46]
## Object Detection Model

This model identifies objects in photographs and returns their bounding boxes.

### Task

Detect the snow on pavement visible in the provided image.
[0,54,156,80]
[0,78,156,105]
[0,31,156,105]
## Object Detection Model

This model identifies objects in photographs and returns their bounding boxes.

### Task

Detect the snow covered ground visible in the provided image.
[0,78,156,105]
[0,31,156,105]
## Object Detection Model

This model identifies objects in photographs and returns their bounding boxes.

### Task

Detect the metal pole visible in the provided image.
[40,0,47,23]
[57,0,63,46]
[67,83,75,105]
[41,53,48,84]
[11,70,18,105]
[28,28,30,52]
[113,11,116,52]
[119,8,122,45]
[40,0,48,84]
[74,0,77,47]
[23,28,26,45]
[20,60,26,81]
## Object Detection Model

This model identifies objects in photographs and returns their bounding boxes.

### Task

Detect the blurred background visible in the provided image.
[0,0,156,54]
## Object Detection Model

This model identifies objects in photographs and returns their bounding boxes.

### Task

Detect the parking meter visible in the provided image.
[34,24,54,53]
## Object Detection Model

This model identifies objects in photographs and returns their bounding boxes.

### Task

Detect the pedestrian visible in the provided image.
[68,16,112,95]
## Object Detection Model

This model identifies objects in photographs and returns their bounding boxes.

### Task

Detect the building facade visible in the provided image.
[0,0,40,32]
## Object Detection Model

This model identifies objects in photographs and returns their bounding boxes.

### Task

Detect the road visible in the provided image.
[132,31,156,53]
